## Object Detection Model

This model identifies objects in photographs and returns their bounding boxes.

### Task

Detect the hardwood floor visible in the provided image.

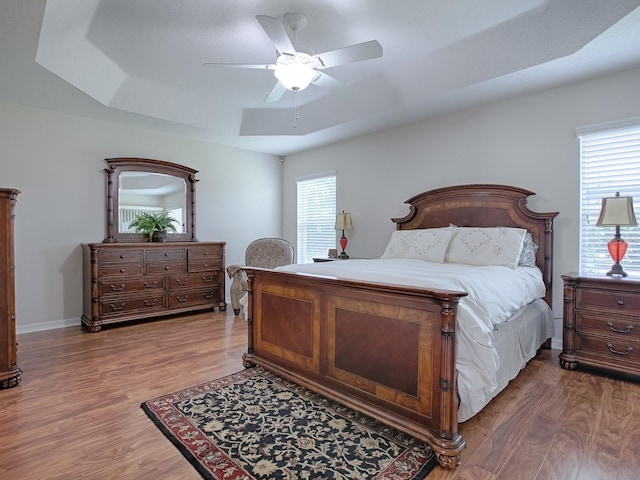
[1,311,639,479]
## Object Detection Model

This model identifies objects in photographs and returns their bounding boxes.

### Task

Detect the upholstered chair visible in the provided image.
[226,238,295,316]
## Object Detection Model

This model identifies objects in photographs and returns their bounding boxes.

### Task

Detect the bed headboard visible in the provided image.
[392,184,558,307]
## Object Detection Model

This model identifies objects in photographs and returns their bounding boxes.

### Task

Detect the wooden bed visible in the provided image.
[242,184,558,469]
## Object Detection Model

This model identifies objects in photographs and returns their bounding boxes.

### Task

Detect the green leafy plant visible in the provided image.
[128,211,180,241]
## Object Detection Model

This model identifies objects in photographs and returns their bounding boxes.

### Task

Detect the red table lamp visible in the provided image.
[596,192,638,277]
[335,211,353,259]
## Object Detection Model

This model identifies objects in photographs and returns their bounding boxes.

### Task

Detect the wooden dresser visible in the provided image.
[560,273,640,378]
[0,189,21,388]
[82,242,226,332]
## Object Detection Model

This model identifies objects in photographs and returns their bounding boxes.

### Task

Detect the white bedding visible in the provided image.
[275,258,550,421]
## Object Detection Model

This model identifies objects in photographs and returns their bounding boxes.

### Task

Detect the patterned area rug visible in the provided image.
[141,367,437,479]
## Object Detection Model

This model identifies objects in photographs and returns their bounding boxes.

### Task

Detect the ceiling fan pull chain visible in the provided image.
[294,88,300,128]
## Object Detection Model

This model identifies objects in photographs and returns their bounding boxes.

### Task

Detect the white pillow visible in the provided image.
[445,227,527,269]
[381,227,456,263]
[518,232,539,267]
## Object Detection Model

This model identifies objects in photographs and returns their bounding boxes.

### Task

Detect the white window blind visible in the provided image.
[579,124,640,276]
[296,173,336,263]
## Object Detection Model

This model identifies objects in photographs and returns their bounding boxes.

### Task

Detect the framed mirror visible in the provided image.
[104,158,198,243]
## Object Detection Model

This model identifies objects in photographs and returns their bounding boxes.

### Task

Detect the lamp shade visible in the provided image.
[596,194,638,227]
[335,212,353,230]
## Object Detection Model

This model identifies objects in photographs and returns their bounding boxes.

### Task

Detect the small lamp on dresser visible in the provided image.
[596,192,638,277]
[335,211,353,259]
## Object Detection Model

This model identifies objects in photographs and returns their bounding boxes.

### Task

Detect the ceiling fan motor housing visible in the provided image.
[284,12,308,33]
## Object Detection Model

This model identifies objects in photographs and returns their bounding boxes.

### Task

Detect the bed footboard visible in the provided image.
[242,268,468,469]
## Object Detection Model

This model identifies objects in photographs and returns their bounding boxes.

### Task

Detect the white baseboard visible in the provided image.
[17,317,82,335]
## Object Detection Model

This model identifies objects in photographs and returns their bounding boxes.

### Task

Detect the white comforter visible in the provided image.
[275,258,547,421]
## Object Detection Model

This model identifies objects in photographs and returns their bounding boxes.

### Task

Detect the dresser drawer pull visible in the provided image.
[144,299,158,306]
[176,295,189,302]
[175,278,189,285]
[607,343,633,356]
[202,291,214,299]
[617,299,625,306]
[607,321,634,334]
[109,284,126,292]
[165,266,170,270]
[120,269,126,274]
[202,275,214,282]
[120,254,125,259]
[143,281,158,288]
[109,303,126,311]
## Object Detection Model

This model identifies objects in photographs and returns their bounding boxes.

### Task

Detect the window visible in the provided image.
[578,122,640,276]
[296,173,336,263]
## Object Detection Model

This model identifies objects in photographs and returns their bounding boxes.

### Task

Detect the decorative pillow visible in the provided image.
[445,227,527,269]
[381,227,456,263]
[518,232,539,267]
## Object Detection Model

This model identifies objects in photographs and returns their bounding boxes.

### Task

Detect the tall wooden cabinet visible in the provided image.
[0,188,21,388]
[82,242,226,332]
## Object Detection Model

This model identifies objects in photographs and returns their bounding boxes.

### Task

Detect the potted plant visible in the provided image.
[128,211,180,242]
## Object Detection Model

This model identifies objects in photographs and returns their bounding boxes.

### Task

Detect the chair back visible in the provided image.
[245,238,295,269]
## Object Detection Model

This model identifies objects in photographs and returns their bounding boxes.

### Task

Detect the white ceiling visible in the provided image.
[2,0,640,156]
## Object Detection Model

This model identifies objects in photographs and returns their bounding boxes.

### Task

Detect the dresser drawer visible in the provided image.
[188,259,222,272]
[98,275,166,296]
[147,249,186,262]
[146,261,186,274]
[168,288,220,309]
[168,272,222,291]
[99,249,144,264]
[576,312,640,341]
[576,287,640,313]
[99,293,166,318]
[100,263,145,277]
[188,246,222,260]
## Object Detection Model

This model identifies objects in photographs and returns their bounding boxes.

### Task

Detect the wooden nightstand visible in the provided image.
[560,273,640,378]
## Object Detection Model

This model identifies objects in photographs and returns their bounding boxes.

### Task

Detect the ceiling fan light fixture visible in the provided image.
[273,52,319,91]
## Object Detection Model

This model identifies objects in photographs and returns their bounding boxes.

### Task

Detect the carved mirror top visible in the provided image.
[104,158,198,243]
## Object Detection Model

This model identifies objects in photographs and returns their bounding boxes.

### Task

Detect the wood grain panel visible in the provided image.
[253,283,320,372]
[326,295,436,417]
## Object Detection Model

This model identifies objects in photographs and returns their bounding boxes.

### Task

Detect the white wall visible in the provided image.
[0,102,281,333]
[282,66,640,347]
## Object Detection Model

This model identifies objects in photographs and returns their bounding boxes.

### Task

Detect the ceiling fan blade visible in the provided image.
[256,15,296,55]
[264,81,288,103]
[312,71,352,95]
[315,40,383,68]
[203,63,275,70]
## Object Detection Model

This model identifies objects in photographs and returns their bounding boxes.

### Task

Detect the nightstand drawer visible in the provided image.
[576,312,640,341]
[576,333,640,374]
[576,287,640,313]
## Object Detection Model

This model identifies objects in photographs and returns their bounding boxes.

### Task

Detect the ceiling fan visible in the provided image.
[204,13,383,103]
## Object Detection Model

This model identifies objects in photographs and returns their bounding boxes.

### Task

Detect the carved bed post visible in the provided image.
[242,270,256,368]
[435,300,464,469]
